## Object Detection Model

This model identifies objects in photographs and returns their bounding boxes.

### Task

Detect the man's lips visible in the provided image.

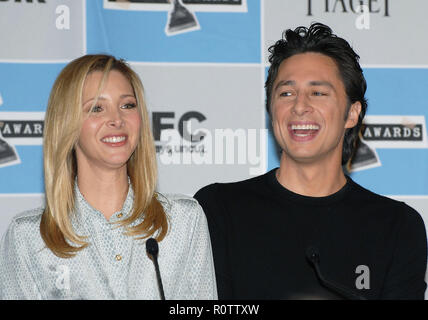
[288,122,320,141]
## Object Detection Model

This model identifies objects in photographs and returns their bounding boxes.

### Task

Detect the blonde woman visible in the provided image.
[0,54,217,300]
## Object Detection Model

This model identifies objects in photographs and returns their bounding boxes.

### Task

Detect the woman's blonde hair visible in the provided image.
[40,54,168,258]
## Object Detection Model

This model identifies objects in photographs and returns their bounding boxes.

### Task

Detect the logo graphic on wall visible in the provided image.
[0,133,19,167]
[306,0,390,17]
[104,0,247,36]
[152,110,207,157]
[0,112,45,168]
[349,115,428,172]
[166,0,199,36]
[349,138,380,172]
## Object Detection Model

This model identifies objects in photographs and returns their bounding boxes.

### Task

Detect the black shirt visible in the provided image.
[194,169,427,300]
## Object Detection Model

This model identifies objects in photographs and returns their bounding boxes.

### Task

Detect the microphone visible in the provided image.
[146,238,165,300]
[306,246,367,300]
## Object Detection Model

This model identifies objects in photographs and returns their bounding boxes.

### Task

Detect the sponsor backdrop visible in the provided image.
[1,0,428,296]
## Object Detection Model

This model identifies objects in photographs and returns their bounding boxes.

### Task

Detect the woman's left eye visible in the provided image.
[121,103,137,109]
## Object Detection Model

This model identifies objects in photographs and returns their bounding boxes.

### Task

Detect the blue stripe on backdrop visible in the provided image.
[268,139,428,196]
[86,0,260,63]
[0,146,44,194]
[364,68,428,115]
[352,149,428,196]
[0,63,66,112]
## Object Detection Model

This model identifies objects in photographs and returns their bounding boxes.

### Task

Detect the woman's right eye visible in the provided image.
[90,105,103,113]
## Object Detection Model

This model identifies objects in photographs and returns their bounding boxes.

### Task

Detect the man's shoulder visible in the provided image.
[348,178,403,206]
[348,177,422,220]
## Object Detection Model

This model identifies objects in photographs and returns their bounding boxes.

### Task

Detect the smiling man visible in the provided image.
[194,23,427,300]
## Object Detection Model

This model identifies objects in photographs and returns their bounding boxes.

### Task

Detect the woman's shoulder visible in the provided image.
[156,193,205,222]
[157,193,200,211]
[1,207,44,254]
[10,207,43,225]
[155,193,211,248]
[4,207,44,239]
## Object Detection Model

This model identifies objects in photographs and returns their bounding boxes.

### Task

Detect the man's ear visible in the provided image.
[345,101,362,129]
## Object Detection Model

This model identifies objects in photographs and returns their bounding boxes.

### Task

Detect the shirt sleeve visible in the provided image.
[174,200,218,300]
[0,220,42,300]
[194,184,234,299]
[381,203,427,299]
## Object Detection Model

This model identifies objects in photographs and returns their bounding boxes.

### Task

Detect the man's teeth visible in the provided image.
[102,136,126,143]
[291,124,320,130]
[291,124,320,137]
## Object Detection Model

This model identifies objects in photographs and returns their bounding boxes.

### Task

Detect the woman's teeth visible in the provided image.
[102,136,126,143]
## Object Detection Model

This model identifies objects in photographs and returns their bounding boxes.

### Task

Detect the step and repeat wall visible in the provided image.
[1,0,428,289]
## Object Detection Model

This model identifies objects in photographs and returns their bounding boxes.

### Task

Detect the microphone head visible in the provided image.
[146,238,159,257]
[306,246,320,266]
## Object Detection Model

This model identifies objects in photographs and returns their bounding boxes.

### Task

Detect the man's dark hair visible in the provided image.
[265,22,368,165]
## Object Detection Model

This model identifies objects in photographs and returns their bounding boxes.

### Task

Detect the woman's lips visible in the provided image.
[101,134,128,146]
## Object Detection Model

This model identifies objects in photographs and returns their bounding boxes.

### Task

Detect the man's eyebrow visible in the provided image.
[308,80,334,89]
[274,80,296,91]
[274,80,335,92]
